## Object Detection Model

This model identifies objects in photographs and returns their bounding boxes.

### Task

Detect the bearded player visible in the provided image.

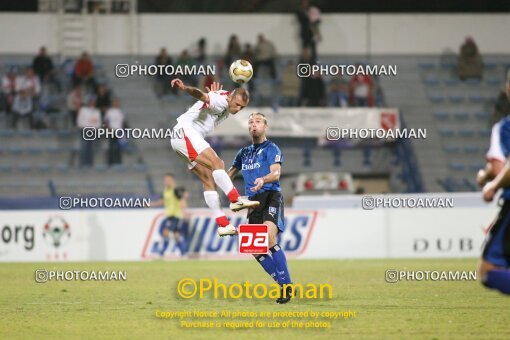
[227,112,293,304]
[170,78,259,237]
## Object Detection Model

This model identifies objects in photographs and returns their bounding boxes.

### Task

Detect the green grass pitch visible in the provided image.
[0,259,508,339]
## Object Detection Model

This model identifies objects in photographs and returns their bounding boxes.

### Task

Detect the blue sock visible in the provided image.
[270,244,292,285]
[484,269,510,295]
[179,238,188,255]
[160,238,169,256]
[255,254,278,283]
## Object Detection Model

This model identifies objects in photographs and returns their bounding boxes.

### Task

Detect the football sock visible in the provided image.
[270,244,292,285]
[254,254,278,283]
[160,238,169,256]
[212,169,240,203]
[203,191,230,227]
[484,269,510,295]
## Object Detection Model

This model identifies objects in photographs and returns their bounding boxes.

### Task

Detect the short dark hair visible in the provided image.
[249,112,267,125]
[233,87,250,104]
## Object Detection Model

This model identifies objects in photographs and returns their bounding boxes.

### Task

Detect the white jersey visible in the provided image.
[176,91,230,137]
[486,121,506,162]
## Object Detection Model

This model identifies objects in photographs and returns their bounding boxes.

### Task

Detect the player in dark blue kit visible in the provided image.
[478,70,510,295]
[227,112,293,304]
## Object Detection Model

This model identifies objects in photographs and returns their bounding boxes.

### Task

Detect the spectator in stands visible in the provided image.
[104,98,124,165]
[176,49,195,85]
[328,75,349,107]
[32,46,60,92]
[12,90,33,130]
[154,48,174,97]
[1,67,18,116]
[225,35,242,68]
[307,1,322,45]
[73,52,96,90]
[17,67,41,100]
[296,0,317,62]
[77,96,101,166]
[458,37,483,81]
[254,34,277,79]
[349,66,374,107]
[67,84,82,126]
[300,69,325,107]
[95,83,111,119]
[280,61,300,107]
[196,38,207,64]
[493,88,510,124]
[299,47,315,66]
[242,43,255,64]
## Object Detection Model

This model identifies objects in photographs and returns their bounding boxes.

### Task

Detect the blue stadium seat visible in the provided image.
[474,111,489,119]
[440,62,456,70]
[443,145,460,154]
[465,78,481,85]
[438,127,455,137]
[479,128,491,137]
[418,62,435,70]
[486,77,500,86]
[484,62,498,69]
[468,94,485,103]
[423,77,439,86]
[444,78,460,86]
[433,111,449,120]
[464,145,480,153]
[448,162,465,171]
[458,128,475,137]
[429,94,445,103]
[449,94,465,103]
[453,111,469,119]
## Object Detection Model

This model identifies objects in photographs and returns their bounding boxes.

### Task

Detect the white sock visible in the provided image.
[203,191,224,218]
[212,169,239,202]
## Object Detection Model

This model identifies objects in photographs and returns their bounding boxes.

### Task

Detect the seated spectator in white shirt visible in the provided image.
[12,90,33,129]
[77,96,101,167]
[104,98,125,165]
[17,67,41,98]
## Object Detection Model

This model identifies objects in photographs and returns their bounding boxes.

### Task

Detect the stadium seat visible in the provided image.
[458,128,476,137]
[418,62,435,70]
[474,111,489,119]
[444,78,460,86]
[433,111,449,120]
[486,77,500,86]
[468,94,485,103]
[453,111,469,119]
[478,128,491,137]
[464,145,480,153]
[465,78,481,85]
[422,77,439,86]
[438,127,455,137]
[448,162,465,171]
[443,145,460,154]
[449,94,465,103]
[429,94,445,103]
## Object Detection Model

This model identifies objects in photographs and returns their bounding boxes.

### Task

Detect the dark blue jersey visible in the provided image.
[494,117,510,199]
[232,140,283,197]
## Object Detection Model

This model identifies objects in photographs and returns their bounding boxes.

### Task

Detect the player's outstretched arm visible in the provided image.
[171,78,210,103]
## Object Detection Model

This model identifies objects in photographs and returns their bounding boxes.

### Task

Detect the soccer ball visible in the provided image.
[229,59,253,84]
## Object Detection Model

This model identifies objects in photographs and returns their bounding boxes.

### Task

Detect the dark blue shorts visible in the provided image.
[482,200,510,267]
[159,216,181,235]
[247,191,285,232]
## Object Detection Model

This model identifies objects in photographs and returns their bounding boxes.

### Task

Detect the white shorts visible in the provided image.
[170,124,210,170]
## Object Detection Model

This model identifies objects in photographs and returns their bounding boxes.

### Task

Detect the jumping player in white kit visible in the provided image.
[169,78,259,236]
